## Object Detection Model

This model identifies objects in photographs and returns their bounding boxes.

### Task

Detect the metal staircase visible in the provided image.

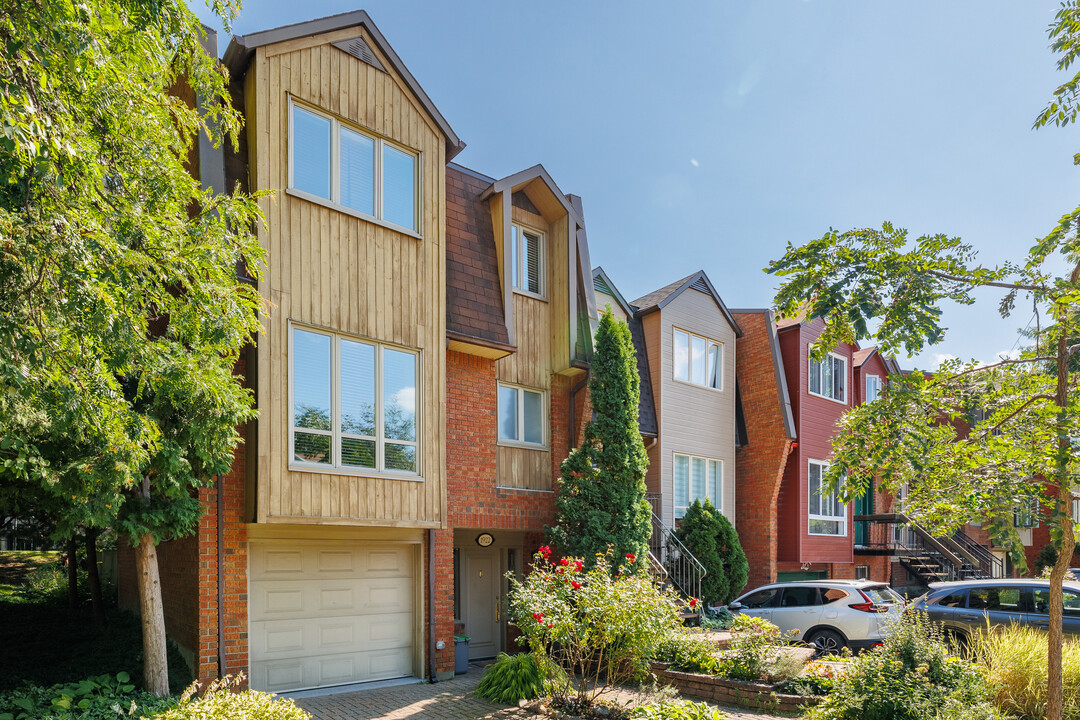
[645,493,706,603]
[854,513,1003,586]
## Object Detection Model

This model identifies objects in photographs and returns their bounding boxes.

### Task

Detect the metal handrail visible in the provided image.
[652,510,706,602]
[952,529,1003,578]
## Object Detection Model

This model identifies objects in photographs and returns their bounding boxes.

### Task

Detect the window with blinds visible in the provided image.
[673,453,723,519]
[290,101,419,233]
[291,324,420,475]
[511,224,545,298]
[808,460,846,535]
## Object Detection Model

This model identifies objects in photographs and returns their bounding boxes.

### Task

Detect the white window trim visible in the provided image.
[808,459,846,537]
[808,352,848,404]
[496,382,548,449]
[288,97,422,238]
[288,321,422,479]
[673,452,724,519]
[672,327,725,391]
[865,374,882,404]
[511,223,547,300]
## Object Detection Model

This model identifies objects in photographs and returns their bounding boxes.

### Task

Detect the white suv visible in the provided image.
[727,580,904,653]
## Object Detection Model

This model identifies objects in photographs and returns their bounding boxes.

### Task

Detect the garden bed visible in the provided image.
[651,664,822,714]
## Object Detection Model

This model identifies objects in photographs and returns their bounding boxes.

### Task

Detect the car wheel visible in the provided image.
[806,628,845,656]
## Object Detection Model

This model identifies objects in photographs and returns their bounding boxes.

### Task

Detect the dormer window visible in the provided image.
[511,224,545,298]
[289,100,419,234]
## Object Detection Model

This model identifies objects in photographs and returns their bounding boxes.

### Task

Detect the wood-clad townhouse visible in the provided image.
[120,11,467,694]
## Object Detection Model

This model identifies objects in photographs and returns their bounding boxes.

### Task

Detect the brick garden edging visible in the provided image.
[651,664,823,714]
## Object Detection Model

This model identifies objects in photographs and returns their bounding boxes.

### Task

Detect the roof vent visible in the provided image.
[690,276,710,294]
[332,36,386,72]
[594,275,613,296]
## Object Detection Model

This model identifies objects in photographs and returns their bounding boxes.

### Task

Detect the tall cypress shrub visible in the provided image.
[547,310,652,571]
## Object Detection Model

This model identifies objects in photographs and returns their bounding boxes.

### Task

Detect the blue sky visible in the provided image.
[193,1,1079,369]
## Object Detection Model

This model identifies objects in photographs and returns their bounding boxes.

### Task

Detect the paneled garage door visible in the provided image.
[249,540,416,693]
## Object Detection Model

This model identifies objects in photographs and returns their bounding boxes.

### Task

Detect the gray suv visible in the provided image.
[909,579,1080,641]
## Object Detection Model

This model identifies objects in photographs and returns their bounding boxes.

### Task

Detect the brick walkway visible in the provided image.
[293,670,791,720]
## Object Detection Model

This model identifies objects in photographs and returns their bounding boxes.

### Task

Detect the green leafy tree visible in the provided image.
[547,310,652,571]
[675,500,748,605]
[0,0,264,696]
[767,9,1080,717]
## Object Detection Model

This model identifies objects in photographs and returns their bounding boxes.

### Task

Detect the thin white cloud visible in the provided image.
[690,158,700,167]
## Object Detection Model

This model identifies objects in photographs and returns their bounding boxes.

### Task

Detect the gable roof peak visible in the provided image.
[630,270,743,337]
[222,10,465,161]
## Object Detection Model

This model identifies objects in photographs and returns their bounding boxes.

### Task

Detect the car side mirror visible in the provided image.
[727,602,743,611]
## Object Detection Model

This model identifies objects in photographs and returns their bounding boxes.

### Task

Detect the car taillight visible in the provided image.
[850,590,889,613]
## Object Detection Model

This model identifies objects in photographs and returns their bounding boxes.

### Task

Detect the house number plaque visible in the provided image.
[476,533,494,547]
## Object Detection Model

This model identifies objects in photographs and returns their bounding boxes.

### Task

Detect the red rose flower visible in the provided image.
[571,581,581,589]
[625,553,636,562]
[574,560,584,572]
[560,557,569,567]
[689,597,698,608]
[532,612,543,621]
[547,622,554,628]
[538,545,552,557]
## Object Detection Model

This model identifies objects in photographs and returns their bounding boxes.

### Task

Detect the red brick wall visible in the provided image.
[435,350,579,674]
[732,312,794,590]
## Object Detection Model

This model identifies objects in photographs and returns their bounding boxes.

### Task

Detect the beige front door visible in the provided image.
[463,549,499,659]
[248,539,416,692]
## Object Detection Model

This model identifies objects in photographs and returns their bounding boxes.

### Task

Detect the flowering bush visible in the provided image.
[806,613,998,720]
[508,548,680,709]
[778,661,844,696]
[717,614,800,682]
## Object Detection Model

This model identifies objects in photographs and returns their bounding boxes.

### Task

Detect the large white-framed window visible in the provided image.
[809,352,846,403]
[865,374,882,403]
[290,324,420,476]
[511,224,545,298]
[808,460,846,536]
[673,328,723,390]
[497,383,546,448]
[289,99,420,234]
[673,453,723,519]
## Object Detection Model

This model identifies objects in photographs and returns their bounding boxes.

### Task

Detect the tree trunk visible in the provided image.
[66,536,78,609]
[85,529,106,626]
[134,532,170,697]
[1048,298,1077,720]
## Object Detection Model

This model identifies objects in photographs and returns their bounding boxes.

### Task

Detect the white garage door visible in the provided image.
[249,540,416,693]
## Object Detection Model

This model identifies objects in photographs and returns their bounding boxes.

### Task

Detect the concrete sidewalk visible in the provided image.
[292,668,791,720]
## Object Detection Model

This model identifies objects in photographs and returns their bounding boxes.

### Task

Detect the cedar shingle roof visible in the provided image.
[445,164,510,348]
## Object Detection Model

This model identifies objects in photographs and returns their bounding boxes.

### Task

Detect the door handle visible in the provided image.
[496,596,501,623]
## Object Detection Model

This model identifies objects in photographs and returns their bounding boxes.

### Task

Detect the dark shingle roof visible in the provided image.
[445,165,510,348]
[628,314,658,438]
[630,270,742,337]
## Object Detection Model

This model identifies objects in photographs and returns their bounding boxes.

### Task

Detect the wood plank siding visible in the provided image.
[248,28,446,527]
[643,289,738,527]
[493,203,569,491]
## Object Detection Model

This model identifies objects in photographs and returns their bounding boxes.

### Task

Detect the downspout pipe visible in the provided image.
[428,531,437,683]
[217,475,226,678]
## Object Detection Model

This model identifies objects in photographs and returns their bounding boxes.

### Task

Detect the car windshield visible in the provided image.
[863,586,904,605]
